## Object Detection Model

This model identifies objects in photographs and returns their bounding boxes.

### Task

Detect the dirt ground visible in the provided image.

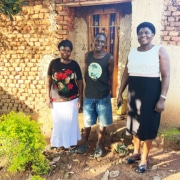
[0,114,180,180]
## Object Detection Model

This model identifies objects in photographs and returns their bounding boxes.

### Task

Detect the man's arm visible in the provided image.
[84,52,89,83]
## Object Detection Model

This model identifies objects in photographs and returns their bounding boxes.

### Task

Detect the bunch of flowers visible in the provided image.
[52,69,74,96]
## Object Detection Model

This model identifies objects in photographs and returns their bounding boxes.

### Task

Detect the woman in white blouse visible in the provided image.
[117,22,170,173]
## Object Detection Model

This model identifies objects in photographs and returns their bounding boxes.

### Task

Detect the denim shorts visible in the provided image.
[83,94,113,127]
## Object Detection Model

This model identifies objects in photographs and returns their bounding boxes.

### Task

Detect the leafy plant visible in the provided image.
[162,127,180,135]
[0,111,50,175]
[30,175,45,180]
[0,0,27,21]
[115,143,128,154]
[160,127,180,142]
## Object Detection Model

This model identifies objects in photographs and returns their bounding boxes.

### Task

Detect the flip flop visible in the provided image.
[76,144,89,154]
[135,164,147,173]
[94,147,103,158]
[126,154,141,164]
[69,146,77,154]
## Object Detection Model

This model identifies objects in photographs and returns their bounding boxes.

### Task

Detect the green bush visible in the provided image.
[30,175,45,180]
[0,0,27,21]
[115,143,128,154]
[0,111,50,175]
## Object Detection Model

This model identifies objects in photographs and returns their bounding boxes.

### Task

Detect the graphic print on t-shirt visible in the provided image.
[52,69,75,96]
[88,63,102,80]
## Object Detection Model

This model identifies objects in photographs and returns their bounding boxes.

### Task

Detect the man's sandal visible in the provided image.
[75,143,89,154]
[126,154,141,164]
[135,164,147,173]
[93,147,104,158]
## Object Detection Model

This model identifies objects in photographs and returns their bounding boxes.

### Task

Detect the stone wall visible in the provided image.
[0,0,74,114]
[161,0,180,45]
[0,0,75,137]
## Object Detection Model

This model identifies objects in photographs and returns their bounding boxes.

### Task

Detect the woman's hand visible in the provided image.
[46,76,52,108]
[155,98,165,113]
[78,97,83,112]
[46,97,52,108]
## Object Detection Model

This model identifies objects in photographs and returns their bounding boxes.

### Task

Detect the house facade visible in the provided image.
[0,0,179,137]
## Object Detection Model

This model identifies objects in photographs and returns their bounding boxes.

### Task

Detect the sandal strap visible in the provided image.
[126,154,141,164]
[76,144,89,154]
[94,147,103,157]
[135,164,147,173]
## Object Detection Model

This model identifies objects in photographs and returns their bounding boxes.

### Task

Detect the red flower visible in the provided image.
[65,69,73,75]
[67,83,73,90]
[56,72,67,80]
[52,69,75,97]
[53,84,58,89]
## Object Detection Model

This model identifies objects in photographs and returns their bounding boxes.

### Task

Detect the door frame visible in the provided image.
[87,10,120,97]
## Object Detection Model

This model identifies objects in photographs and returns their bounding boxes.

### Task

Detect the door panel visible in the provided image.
[88,12,120,97]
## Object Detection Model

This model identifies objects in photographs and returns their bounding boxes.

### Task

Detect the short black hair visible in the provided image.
[58,39,73,51]
[95,32,107,42]
[136,22,156,34]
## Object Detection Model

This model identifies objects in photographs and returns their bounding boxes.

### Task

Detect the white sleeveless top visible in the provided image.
[127,45,161,77]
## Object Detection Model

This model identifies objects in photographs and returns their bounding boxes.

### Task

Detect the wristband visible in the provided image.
[160,94,166,100]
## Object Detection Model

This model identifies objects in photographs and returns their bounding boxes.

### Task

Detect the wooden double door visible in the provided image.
[88,12,120,97]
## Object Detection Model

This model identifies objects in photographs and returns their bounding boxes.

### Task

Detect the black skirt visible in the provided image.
[126,76,161,141]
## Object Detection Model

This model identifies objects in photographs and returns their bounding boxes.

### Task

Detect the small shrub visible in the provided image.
[30,175,45,180]
[161,127,180,137]
[115,143,128,154]
[159,127,180,150]
[0,0,27,21]
[0,111,50,175]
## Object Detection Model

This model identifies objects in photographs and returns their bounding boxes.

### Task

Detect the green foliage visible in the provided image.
[30,175,45,180]
[0,111,50,175]
[0,0,27,21]
[162,127,180,135]
[160,127,180,140]
[115,143,128,154]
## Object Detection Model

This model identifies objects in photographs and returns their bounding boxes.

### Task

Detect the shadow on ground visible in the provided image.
[0,113,180,180]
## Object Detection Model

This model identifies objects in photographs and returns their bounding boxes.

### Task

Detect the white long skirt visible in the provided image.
[50,98,81,148]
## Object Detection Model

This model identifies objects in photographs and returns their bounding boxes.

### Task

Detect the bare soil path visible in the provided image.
[0,115,180,180]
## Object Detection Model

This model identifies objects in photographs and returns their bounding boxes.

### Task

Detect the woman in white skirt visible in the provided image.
[46,40,83,151]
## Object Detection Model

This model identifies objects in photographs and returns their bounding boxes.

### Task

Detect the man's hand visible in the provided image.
[117,95,123,109]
